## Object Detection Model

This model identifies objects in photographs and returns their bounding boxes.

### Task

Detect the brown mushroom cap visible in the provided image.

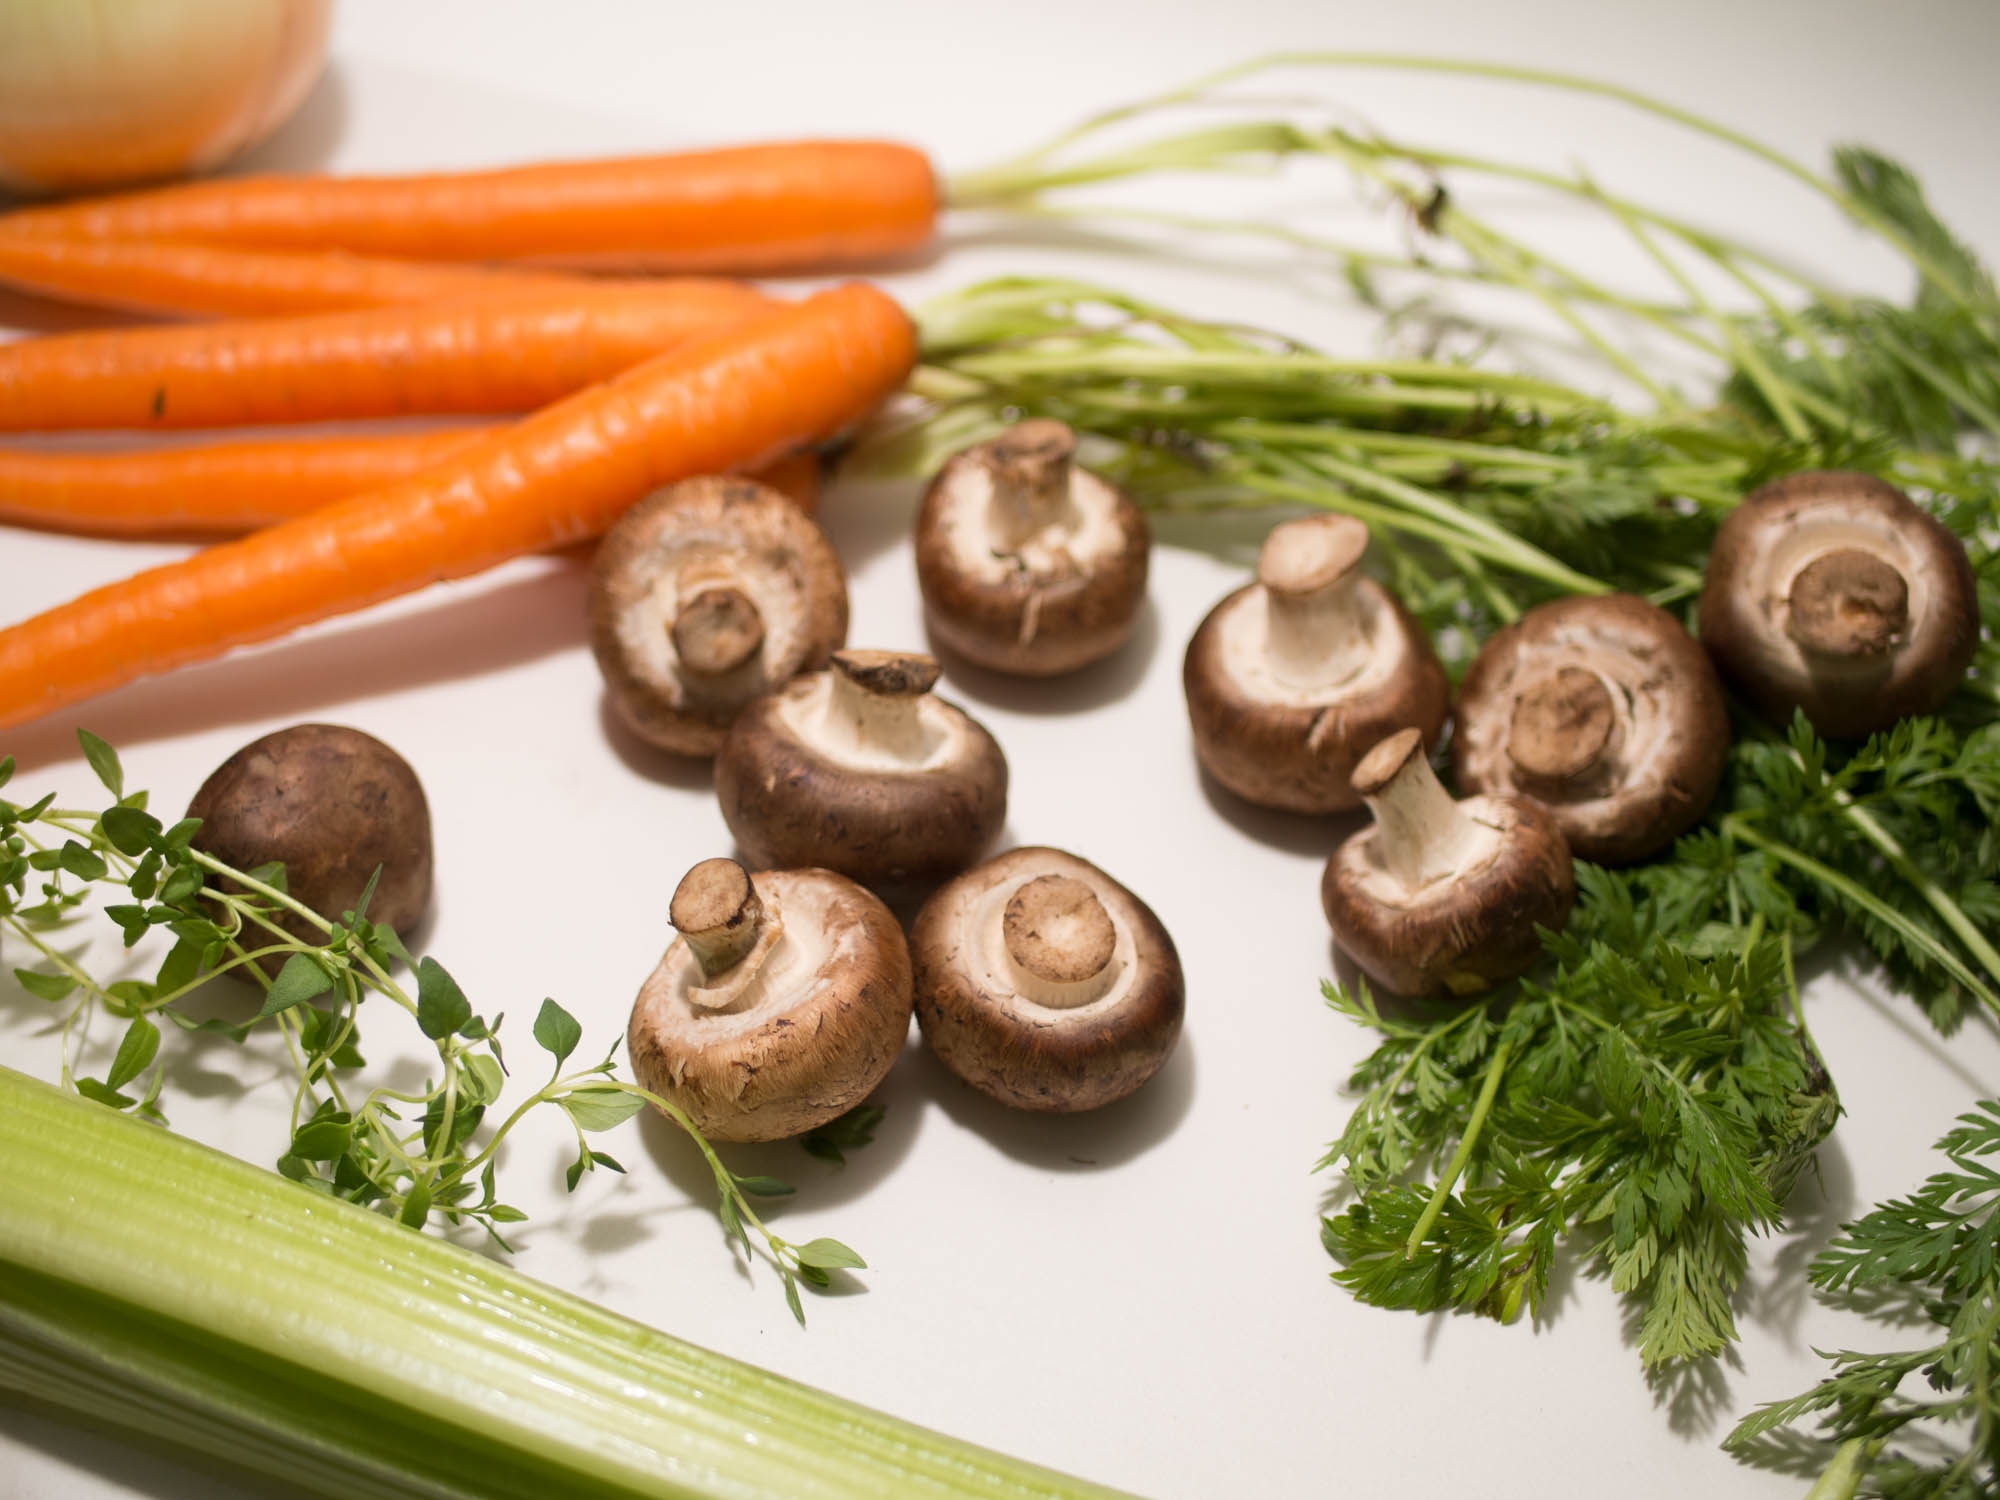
[1454,594,1729,865]
[627,862,912,1143]
[1698,471,1979,739]
[713,648,1009,884]
[915,420,1150,676]
[589,475,849,757]
[910,846,1184,1112]
[1322,729,1575,999]
[1183,514,1449,813]
[188,724,432,973]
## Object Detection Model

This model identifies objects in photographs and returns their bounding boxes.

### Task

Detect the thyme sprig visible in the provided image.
[0,733,861,1323]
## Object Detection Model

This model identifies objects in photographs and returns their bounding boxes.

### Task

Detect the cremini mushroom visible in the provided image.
[915,419,1149,676]
[909,846,1183,1113]
[1454,594,1729,864]
[626,857,912,1142]
[1321,729,1575,999]
[187,723,432,974]
[1183,513,1448,813]
[589,475,848,756]
[1698,471,1979,739]
[713,648,1008,883]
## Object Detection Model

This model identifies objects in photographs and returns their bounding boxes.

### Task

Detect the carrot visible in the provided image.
[0,434,824,538]
[0,281,911,730]
[0,235,592,319]
[0,142,938,275]
[0,280,778,431]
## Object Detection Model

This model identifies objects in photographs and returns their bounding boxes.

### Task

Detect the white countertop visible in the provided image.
[6,3,2000,1497]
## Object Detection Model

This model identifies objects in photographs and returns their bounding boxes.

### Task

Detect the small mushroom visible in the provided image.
[626,857,912,1142]
[915,419,1150,676]
[713,648,1009,883]
[1321,729,1574,999]
[187,723,432,975]
[1183,514,1449,813]
[589,475,849,756]
[1454,594,1729,864]
[1698,471,1979,738]
[909,846,1183,1113]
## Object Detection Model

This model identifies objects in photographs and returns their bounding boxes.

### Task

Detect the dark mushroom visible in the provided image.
[909,846,1183,1112]
[187,724,432,974]
[915,419,1149,676]
[1321,729,1574,999]
[1184,514,1448,813]
[626,857,912,1142]
[713,648,1008,883]
[1698,470,1979,738]
[590,475,848,757]
[1454,594,1729,864]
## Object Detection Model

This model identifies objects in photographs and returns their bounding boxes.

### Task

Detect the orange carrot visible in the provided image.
[0,280,778,430]
[0,235,592,319]
[0,434,822,536]
[0,281,911,730]
[0,142,938,274]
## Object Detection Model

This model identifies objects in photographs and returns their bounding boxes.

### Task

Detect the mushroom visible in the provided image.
[1453,594,1729,864]
[187,723,432,974]
[589,475,848,756]
[915,419,1150,676]
[713,648,1009,883]
[1183,513,1449,813]
[909,846,1183,1112]
[1698,470,1979,739]
[1321,729,1574,999]
[626,857,912,1142]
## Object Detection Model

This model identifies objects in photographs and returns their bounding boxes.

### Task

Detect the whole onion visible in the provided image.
[0,0,332,196]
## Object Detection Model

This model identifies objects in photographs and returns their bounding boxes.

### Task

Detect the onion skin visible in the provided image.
[0,0,331,196]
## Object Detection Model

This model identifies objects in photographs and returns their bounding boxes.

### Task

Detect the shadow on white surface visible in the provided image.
[227,63,356,178]
[2,561,592,773]
[911,1019,1196,1170]
[926,597,1162,716]
[594,691,721,792]
[1199,765,1354,858]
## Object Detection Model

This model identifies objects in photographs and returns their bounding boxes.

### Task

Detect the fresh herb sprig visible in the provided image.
[1726,1100,2000,1499]
[0,733,862,1322]
[1322,918,1837,1365]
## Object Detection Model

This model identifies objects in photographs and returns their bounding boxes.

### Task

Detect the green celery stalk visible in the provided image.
[0,1064,1136,1500]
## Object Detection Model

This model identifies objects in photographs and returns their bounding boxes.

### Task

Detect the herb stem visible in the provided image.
[1405,1033,1513,1259]
[1722,816,2000,1018]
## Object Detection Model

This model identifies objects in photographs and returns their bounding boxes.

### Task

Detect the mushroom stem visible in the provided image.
[821,649,941,766]
[1786,547,1910,659]
[983,419,1078,549]
[670,858,767,978]
[1259,515,1372,690]
[1352,729,1482,892]
[670,559,766,677]
[1505,667,1618,787]
[999,874,1120,1010]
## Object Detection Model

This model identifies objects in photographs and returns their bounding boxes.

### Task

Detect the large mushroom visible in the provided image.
[590,475,848,757]
[1183,513,1449,813]
[1322,729,1574,999]
[1453,594,1729,865]
[713,648,1008,884]
[626,857,912,1142]
[187,723,432,973]
[1698,470,1979,739]
[915,419,1150,676]
[909,846,1183,1113]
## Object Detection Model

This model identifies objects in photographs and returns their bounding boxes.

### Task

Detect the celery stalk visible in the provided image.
[0,1065,1137,1500]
